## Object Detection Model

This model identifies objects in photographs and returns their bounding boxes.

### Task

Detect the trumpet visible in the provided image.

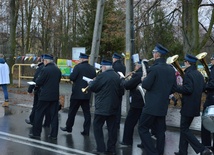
[124,71,136,79]
[96,69,102,74]
[81,69,101,94]
[82,86,89,94]
[30,63,38,69]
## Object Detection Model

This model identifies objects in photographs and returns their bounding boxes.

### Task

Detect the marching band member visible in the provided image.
[89,60,122,155]
[29,54,61,140]
[25,55,51,127]
[60,53,96,136]
[201,54,214,151]
[174,54,212,155]
[120,59,145,147]
[112,52,126,130]
[138,43,177,155]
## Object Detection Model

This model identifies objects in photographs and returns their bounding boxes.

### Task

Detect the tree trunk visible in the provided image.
[9,0,18,84]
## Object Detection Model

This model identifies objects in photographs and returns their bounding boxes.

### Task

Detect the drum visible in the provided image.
[202,105,214,133]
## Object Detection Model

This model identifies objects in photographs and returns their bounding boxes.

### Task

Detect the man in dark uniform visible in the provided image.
[120,59,144,146]
[201,55,214,151]
[112,52,126,129]
[138,44,177,155]
[89,59,122,155]
[29,54,61,140]
[174,54,212,155]
[60,53,96,136]
[25,55,50,127]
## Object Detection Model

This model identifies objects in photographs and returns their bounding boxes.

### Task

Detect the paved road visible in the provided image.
[0,104,201,155]
[0,80,204,155]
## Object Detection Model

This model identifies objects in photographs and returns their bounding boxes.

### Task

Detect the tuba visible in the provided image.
[167,55,184,78]
[195,52,210,77]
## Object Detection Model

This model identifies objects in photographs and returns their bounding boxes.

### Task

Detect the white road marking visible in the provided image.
[0,131,95,155]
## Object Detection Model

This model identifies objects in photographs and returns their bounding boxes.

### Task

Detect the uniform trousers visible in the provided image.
[1,84,8,101]
[116,97,122,129]
[29,92,51,126]
[138,113,166,155]
[66,99,91,134]
[201,94,214,149]
[93,114,117,153]
[32,100,59,137]
[201,121,214,148]
[122,107,142,145]
[178,115,205,155]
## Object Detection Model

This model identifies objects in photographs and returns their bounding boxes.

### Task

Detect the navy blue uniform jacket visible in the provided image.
[89,69,121,116]
[141,58,176,116]
[176,65,205,117]
[121,67,144,108]
[36,62,62,101]
[70,61,96,100]
[28,62,44,93]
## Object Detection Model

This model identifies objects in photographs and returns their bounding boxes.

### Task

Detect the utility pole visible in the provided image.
[124,0,133,113]
[89,0,105,66]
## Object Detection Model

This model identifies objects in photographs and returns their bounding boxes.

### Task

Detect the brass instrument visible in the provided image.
[137,60,147,104]
[81,69,101,94]
[82,86,89,94]
[195,52,210,77]
[96,69,102,74]
[167,55,184,78]
[124,71,135,79]
[148,57,155,61]
[30,63,38,69]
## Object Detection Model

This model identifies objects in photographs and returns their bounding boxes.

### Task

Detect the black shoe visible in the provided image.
[137,144,144,149]
[80,131,89,136]
[48,135,57,140]
[120,142,132,147]
[25,119,32,125]
[202,148,213,155]
[29,133,40,139]
[174,152,181,155]
[60,127,72,133]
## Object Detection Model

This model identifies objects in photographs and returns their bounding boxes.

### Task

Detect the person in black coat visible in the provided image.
[25,56,50,127]
[29,54,62,140]
[89,60,122,155]
[60,53,96,136]
[174,54,212,155]
[201,55,214,151]
[138,44,177,155]
[112,52,126,130]
[120,60,144,146]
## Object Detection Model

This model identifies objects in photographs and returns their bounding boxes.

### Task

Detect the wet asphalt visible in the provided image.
[0,80,203,155]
